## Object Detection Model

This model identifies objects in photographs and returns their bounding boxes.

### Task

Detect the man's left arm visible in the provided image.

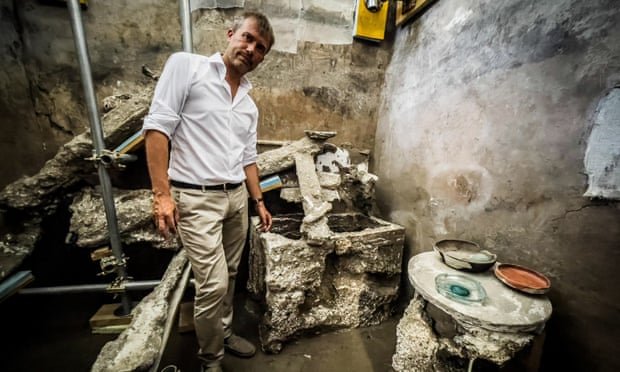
[244,163,272,231]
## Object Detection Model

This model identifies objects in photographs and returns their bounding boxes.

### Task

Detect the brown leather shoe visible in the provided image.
[224,334,256,358]
[200,363,223,372]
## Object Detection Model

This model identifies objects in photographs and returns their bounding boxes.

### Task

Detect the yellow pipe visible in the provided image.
[114,130,144,154]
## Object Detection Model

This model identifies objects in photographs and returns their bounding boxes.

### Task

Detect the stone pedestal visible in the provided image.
[248,212,405,353]
[393,252,552,371]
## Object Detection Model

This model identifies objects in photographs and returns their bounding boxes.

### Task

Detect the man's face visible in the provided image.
[223,17,270,76]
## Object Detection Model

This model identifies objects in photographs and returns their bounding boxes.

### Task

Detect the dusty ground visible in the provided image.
[1,288,399,372]
[161,294,399,372]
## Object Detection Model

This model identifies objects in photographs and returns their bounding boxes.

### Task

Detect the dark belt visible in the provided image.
[170,180,243,191]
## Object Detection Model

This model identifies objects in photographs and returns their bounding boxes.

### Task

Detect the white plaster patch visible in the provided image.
[192,0,354,52]
[528,301,548,318]
[428,198,449,235]
[428,164,494,209]
[500,291,523,315]
[584,88,620,199]
[269,16,302,54]
[191,0,244,11]
[426,164,493,236]
[443,7,473,32]
[299,20,353,45]
[315,147,351,172]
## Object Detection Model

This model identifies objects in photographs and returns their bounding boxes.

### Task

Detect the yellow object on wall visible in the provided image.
[353,0,389,42]
[396,0,438,26]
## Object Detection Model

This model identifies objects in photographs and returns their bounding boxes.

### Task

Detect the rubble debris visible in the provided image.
[248,212,404,353]
[294,152,332,244]
[256,133,328,177]
[91,250,188,372]
[245,132,404,354]
[141,64,160,81]
[0,85,154,212]
[303,129,337,141]
[392,296,440,372]
[392,295,538,371]
[0,101,399,370]
[0,85,155,281]
[68,187,180,250]
[0,218,42,281]
[102,94,132,113]
[315,142,351,172]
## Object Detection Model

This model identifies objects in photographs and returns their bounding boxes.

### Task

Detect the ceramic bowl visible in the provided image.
[434,239,497,273]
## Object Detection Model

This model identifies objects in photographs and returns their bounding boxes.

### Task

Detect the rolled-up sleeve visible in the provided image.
[242,113,258,167]
[142,52,193,139]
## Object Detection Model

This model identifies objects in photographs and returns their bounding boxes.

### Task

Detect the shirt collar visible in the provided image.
[209,52,252,90]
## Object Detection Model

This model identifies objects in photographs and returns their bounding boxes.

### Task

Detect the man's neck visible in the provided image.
[225,73,241,100]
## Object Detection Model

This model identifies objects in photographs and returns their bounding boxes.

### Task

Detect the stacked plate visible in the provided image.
[433,239,551,295]
[494,263,551,294]
[434,239,497,272]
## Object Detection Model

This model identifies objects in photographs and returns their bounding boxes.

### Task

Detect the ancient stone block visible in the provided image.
[248,212,404,353]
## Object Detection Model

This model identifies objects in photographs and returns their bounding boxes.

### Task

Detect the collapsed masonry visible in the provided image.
[0,87,405,368]
[0,85,157,282]
[247,131,405,353]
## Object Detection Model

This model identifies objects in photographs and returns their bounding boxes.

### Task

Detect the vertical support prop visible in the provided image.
[66,0,132,316]
[179,0,193,53]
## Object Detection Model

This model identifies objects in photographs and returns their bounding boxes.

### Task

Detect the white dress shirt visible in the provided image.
[142,52,258,185]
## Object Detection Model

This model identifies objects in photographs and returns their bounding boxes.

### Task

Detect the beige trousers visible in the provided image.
[172,185,248,366]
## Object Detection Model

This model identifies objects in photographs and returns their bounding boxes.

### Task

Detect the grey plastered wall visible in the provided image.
[372,0,620,370]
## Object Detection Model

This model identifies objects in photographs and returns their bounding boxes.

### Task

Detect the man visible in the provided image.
[142,10,274,372]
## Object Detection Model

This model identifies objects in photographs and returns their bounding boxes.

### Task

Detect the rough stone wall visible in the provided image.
[0,0,179,192]
[373,0,620,371]
[0,0,63,187]
[189,4,392,153]
[0,0,391,190]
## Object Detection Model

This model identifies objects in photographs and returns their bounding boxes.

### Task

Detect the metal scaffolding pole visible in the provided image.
[66,0,132,316]
[179,0,193,53]
[19,280,160,295]
[19,279,196,296]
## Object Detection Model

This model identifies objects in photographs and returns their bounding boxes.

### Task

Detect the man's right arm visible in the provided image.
[144,129,178,239]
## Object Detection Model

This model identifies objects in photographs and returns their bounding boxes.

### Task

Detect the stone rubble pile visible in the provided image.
[0,87,406,369]
[247,131,405,354]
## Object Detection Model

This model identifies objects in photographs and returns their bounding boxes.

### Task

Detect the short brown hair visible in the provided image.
[233,9,275,52]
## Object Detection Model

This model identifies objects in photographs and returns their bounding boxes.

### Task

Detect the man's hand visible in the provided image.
[256,203,272,232]
[152,192,179,239]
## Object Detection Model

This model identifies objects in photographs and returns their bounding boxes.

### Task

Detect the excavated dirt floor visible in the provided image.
[1,218,400,372]
[162,293,400,372]
[1,289,399,372]
[1,247,401,372]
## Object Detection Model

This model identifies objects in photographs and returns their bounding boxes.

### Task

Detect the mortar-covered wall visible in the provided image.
[0,0,391,190]
[1,0,182,190]
[373,0,619,371]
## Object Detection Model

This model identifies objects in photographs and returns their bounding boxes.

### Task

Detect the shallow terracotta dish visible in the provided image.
[494,263,551,295]
[434,239,497,273]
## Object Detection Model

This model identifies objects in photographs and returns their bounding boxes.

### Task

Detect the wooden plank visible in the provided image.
[177,301,195,333]
[89,303,133,329]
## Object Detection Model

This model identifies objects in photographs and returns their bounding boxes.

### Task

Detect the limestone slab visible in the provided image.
[408,252,551,333]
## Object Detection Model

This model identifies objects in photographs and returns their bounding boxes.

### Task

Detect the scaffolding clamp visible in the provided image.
[107,276,127,294]
[94,249,129,278]
[85,149,137,170]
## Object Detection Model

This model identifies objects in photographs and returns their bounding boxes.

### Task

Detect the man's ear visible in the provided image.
[226,28,234,40]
